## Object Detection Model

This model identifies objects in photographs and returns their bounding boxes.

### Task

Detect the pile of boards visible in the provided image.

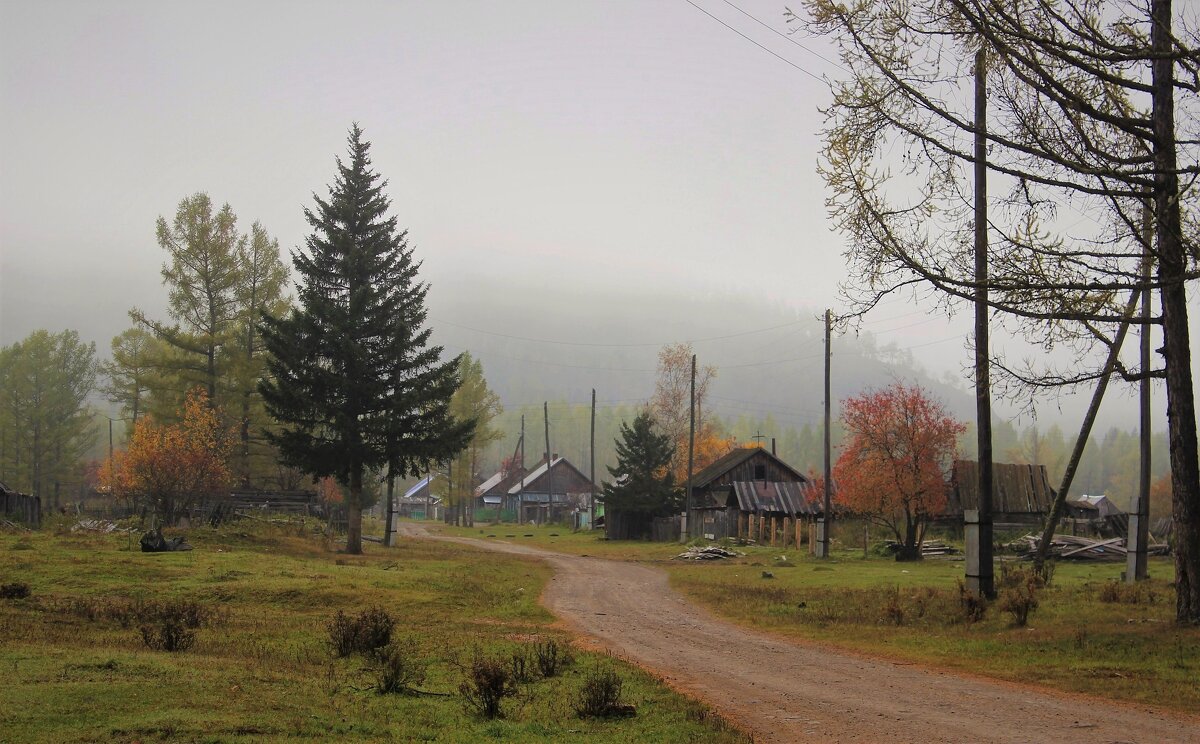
[676,545,743,560]
[1008,533,1170,561]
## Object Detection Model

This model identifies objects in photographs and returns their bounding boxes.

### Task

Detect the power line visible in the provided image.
[681,0,826,84]
[717,0,850,73]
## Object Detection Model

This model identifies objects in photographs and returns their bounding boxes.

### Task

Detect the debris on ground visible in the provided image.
[72,519,119,533]
[879,540,961,558]
[140,530,193,553]
[1007,533,1170,561]
[675,545,744,560]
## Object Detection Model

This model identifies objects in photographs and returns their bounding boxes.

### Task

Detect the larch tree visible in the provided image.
[799,0,1200,622]
[650,343,733,482]
[834,383,965,560]
[0,330,97,506]
[260,124,472,554]
[99,327,158,427]
[438,352,502,529]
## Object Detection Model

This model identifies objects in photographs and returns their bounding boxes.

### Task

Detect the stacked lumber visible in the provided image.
[1007,533,1170,561]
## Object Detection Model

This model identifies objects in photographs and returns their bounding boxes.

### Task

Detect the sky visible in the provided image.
[1,0,1194,434]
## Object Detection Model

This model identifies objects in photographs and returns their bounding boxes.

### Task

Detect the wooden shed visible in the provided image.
[506,456,595,525]
[687,447,817,546]
[943,460,1055,526]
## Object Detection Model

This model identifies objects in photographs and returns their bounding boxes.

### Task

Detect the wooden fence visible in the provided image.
[2,491,41,527]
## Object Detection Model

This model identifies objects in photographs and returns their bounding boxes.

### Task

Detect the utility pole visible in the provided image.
[518,414,525,523]
[820,309,832,558]
[970,49,996,599]
[1130,203,1154,582]
[544,402,552,527]
[684,354,696,544]
[590,388,596,530]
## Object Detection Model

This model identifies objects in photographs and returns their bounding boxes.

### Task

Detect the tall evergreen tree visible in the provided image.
[603,411,678,518]
[260,124,471,553]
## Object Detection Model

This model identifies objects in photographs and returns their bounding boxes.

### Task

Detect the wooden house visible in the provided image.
[942,460,1054,526]
[687,447,818,545]
[505,455,595,525]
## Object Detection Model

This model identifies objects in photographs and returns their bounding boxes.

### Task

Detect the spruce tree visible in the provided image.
[603,411,678,518]
[260,124,472,553]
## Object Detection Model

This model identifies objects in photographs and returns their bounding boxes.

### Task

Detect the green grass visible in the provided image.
[435,520,1200,711]
[0,520,748,743]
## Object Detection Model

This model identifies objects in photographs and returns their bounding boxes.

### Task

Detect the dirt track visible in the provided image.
[401,525,1200,743]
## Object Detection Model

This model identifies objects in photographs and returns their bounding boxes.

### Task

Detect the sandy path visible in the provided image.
[400,525,1199,743]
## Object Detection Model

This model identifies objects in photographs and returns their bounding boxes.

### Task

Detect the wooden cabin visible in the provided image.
[687,447,818,545]
[505,455,595,525]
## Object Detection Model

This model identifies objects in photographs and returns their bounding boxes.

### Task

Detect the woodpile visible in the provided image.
[1007,533,1170,561]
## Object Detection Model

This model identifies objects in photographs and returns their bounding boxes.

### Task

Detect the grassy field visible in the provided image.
[437,521,1200,711]
[0,519,748,743]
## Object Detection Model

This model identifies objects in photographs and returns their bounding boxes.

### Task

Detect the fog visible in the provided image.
[1,0,1194,436]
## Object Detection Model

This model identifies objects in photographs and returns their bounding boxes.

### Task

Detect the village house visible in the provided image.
[686,447,819,546]
[942,460,1055,527]
[501,455,596,525]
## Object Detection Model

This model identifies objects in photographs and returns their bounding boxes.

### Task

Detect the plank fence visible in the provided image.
[2,490,41,528]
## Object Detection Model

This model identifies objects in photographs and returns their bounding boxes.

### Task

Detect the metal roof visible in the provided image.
[507,457,564,494]
[730,480,823,515]
[403,475,434,499]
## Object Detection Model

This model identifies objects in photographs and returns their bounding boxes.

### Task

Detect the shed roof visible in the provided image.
[731,480,823,515]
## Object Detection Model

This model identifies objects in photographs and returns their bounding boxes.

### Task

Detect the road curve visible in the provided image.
[400,525,1200,744]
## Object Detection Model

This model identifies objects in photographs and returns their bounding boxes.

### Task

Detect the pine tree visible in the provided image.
[260,124,471,554]
[603,411,678,517]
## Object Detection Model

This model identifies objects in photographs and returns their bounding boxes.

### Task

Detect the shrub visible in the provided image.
[327,606,395,657]
[508,648,535,683]
[881,587,905,625]
[137,598,223,652]
[459,651,518,719]
[1098,580,1158,605]
[534,639,571,678]
[997,563,1045,627]
[0,581,31,600]
[956,580,988,623]
[575,668,633,718]
[372,639,427,695]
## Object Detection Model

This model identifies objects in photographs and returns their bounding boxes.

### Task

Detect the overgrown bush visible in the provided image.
[0,581,31,599]
[459,651,519,719]
[372,639,427,695]
[137,598,224,652]
[509,648,535,683]
[997,563,1045,626]
[1098,580,1158,604]
[575,667,633,718]
[881,587,905,625]
[534,638,571,678]
[327,606,394,657]
[956,580,988,623]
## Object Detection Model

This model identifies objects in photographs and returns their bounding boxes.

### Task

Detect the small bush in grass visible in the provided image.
[0,581,31,599]
[137,598,223,652]
[1098,580,1158,604]
[371,639,427,695]
[997,563,1045,627]
[459,651,518,719]
[956,580,988,623]
[575,667,633,718]
[534,638,571,678]
[881,587,905,625]
[327,606,394,657]
[509,648,535,683]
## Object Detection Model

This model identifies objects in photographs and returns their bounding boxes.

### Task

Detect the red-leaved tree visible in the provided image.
[834,383,964,560]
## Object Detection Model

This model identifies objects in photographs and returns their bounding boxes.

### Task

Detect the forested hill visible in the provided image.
[426,280,974,426]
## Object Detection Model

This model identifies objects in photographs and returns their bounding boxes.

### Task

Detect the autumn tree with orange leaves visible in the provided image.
[834,383,964,560]
[102,389,232,527]
[651,343,735,483]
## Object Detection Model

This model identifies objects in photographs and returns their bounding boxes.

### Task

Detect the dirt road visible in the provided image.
[401,525,1199,743]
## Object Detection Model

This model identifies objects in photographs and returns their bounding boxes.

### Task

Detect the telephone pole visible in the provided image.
[684,354,696,544]
[590,388,597,530]
[970,49,996,599]
[544,402,552,527]
[518,414,526,522]
[821,309,832,558]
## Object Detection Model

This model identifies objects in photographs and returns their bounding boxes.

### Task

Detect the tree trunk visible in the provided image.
[346,467,364,554]
[1152,0,1200,624]
[384,467,395,547]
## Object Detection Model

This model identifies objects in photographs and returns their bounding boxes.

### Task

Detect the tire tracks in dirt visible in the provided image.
[400,525,1199,743]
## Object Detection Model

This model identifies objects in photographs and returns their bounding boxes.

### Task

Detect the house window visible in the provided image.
[754,464,766,480]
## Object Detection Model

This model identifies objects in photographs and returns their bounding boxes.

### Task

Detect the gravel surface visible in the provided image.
[402,525,1200,743]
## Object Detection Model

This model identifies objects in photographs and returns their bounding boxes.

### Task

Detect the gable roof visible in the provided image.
[507,456,595,494]
[403,475,434,499]
[691,447,808,489]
